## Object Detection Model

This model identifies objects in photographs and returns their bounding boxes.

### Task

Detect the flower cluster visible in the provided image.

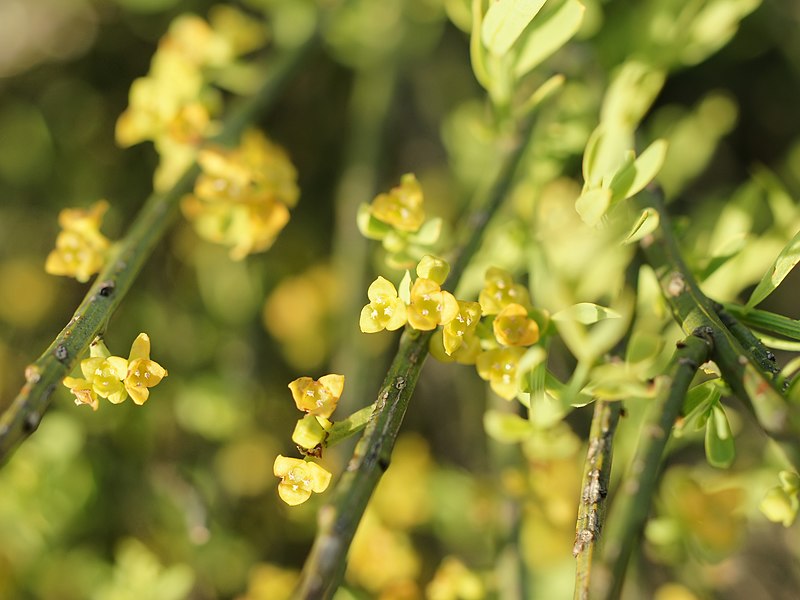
[273,374,344,506]
[45,200,112,283]
[360,255,459,334]
[63,334,167,411]
[357,174,444,268]
[361,261,545,401]
[181,128,299,259]
[115,8,267,190]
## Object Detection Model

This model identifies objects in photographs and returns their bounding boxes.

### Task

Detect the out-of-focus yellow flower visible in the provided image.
[426,556,484,600]
[273,455,332,506]
[45,200,111,283]
[238,563,299,600]
[475,347,526,400]
[124,333,168,405]
[493,303,540,347]
[407,278,458,331]
[478,267,531,316]
[288,374,345,419]
[160,14,234,68]
[369,173,425,232]
[181,129,298,259]
[442,300,481,356]
[360,276,408,333]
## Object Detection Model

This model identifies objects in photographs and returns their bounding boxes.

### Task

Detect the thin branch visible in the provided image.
[573,399,622,600]
[292,117,537,600]
[638,190,800,467]
[0,35,318,463]
[593,331,713,600]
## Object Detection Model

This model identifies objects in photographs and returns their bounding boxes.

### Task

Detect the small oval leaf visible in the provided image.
[746,229,800,309]
[482,0,548,56]
[552,302,621,324]
[704,404,735,468]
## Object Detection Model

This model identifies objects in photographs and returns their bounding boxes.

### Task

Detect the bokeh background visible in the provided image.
[2,0,800,598]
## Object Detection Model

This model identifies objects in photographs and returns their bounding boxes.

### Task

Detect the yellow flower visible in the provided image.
[45,200,111,283]
[442,301,481,356]
[160,14,233,68]
[288,374,344,419]
[476,347,526,400]
[273,455,332,506]
[370,173,425,232]
[407,278,459,331]
[63,354,129,408]
[493,303,540,347]
[124,333,168,405]
[360,276,408,333]
[478,267,531,316]
[181,129,298,259]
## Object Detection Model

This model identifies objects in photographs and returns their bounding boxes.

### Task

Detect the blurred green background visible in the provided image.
[2,0,800,598]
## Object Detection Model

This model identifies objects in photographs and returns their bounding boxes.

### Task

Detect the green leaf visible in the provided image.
[482,0,547,56]
[675,380,720,436]
[552,302,621,324]
[356,203,390,240]
[411,217,443,246]
[742,362,788,433]
[746,229,800,309]
[513,0,585,77]
[575,187,611,226]
[484,410,531,443]
[623,207,660,244]
[398,270,412,304]
[609,139,668,204]
[704,404,735,468]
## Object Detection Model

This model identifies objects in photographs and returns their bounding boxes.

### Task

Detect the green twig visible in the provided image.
[638,190,800,464]
[714,303,781,375]
[292,117,536,600]
[721,303,800,343]
[573,399,622,600]
[593,331,713,600]
[0,35,318,463]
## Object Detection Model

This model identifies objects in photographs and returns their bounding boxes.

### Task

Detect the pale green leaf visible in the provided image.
[704,404,735,468]
[484,410,531,443]
[411,217,443,245]
[623,207,660,244]
[742,362,788,433]
[609,139,668,204]
[513,0,585,77]
[356,203,390,240]
[575,187,611,226]
[746,229,800,309]
[482,0,547,56]
[398,270,412,304]
[552,302,621,324]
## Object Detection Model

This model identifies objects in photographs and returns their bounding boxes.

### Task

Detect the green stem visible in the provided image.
[721,303,800,343]
[0,34,318,464]
[573,400,622,600]
[325,403,374,447]
[714,303,781,376]
[593,332,713,600]
[638,190,800,464]
[292,117,536,600]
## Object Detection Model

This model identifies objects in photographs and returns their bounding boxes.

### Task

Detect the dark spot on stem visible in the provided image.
[54,345,68,361]
[98,281,115,297]
[24,412,41,433]
[378,457,390,472]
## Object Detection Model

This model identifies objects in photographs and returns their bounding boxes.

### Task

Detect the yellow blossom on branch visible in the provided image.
[478,267,531,316]
[273,455,332,506]
[288,374,345,419]
[360,276,408,333]
[493,303,540,347]
[442,300,482,356]
[124,333,168,405]
[407,278,459,331]
[476,347,526,400]
[369,173,425,232]
[45,200,111,283]
[181,129,298,259]
[62,334,167,410]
